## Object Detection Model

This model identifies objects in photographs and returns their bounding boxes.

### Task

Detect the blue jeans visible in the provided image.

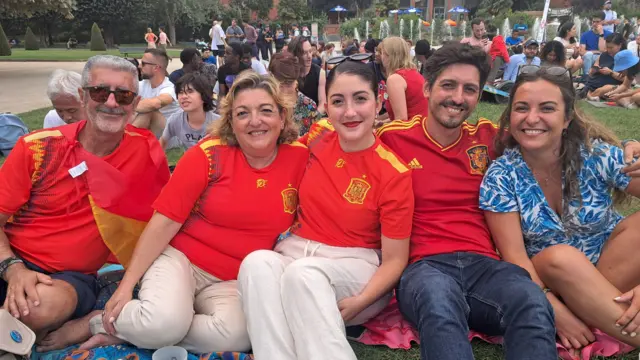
[396,253,556,360]
[583,51,600,75]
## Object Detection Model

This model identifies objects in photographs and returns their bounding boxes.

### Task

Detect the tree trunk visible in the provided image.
[104,25,115,47]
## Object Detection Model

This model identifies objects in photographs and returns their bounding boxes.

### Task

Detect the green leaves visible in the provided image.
[0,0,75,18]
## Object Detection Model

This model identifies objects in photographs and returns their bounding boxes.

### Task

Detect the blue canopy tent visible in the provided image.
[330,5,348,23]
[448,6,469,13]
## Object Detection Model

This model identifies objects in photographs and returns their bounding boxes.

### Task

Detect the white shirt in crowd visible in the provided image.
[604,9,618,33]
[162,110,220,150]
[251,59,268,75]
[209,24,226,48]
[43,110,67,129]
[138,77,181,120]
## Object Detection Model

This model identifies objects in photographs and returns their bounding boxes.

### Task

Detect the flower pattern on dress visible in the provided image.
[479,139,631,264]
[294,92,319,136]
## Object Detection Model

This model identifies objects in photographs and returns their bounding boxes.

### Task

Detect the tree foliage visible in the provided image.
[245,0,274,19]
[0,0,74,17]
[90,22,106,50]
[0,22,11,56]
[374,0,400,15]
[74,0,152,46]
[477,0,513,18]
[278,0,307,26]
[25,26,40,50]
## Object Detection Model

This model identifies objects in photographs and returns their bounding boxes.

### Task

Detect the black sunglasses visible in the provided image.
[326,53,373,66]
[83,86,138,105]
[517,65,571,80]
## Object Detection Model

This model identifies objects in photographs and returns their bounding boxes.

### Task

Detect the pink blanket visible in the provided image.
[353,297,634,360]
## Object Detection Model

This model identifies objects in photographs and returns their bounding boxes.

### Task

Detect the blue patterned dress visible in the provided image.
[479,139,631,264]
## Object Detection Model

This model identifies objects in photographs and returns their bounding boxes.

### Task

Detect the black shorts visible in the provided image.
[212,44,226,56]
[0,259,98,320]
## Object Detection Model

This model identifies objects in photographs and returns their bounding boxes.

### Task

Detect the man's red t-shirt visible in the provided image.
[153,137,309,281]
[377,116,500,263]
[0,122,169,274]
[293,121,414,248]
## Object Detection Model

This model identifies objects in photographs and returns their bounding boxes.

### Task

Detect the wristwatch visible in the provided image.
[599,33,605,37]
[0,257,23,281]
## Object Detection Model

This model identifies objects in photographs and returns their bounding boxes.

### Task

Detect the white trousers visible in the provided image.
[238,235,391,360]
[90,246,250,353]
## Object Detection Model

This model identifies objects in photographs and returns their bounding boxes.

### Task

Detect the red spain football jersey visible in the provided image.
[293,120,414,248]
[153,137,309,281]
[377,116,500,263]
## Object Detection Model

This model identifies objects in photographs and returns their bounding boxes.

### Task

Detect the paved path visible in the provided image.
[0,61,182,114]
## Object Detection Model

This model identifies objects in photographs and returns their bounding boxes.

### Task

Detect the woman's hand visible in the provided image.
[338,296,367,323]
[614,285,640,336]
[101,284,134,335]
[554,300,596,350]
[599,67,613,76]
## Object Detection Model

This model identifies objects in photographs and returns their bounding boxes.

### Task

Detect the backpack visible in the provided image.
[0,114,29,157]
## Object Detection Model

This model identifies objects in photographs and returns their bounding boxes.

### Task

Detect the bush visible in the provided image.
[24,27,40,50]
[0,22,10,56]
[90,22,106,51]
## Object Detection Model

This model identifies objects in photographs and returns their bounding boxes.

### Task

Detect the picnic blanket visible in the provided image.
[586,100,620,108]
[350,296,634,360]
[32,345,253,360]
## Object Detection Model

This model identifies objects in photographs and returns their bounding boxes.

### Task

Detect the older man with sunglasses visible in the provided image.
[0,55,170,351]
[132,49,180,138]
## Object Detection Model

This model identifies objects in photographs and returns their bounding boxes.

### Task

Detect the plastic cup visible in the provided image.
[152,346,188,360]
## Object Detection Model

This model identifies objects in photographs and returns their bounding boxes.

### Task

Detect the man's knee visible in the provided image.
[21,280,77,332]
[239,250,282,281]
[281,258,326,292]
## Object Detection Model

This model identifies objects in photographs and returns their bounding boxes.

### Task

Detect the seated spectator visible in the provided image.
[44,69,86,128]
[321,43,336,68]
[554,21,584,74]
[0,55,169,351]
[82,71,308,353]
[461,18,491,53]
[241,43,268,75]
[540,40,566,67]
[160,73,220,150]
[311,42,323,67]
[600,50,640,109]
[381,36,428,121]
[66,37,78,50]
[202,48,217,65]
[269,51,318,136]
[217,43,251,98]
[628,36,640,58]
[503,39,541,82]
[239,60,413,360]
[480,65,640,351]
[506,29,523,48]
[414,39,432,79]
[584,33,627,100]
[580,12,611,76]
[487,34,510,84]
[132,49,180,137]
[169,48,201,84]
[514,17,529,36]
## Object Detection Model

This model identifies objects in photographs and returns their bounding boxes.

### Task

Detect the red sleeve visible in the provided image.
[152,145,211,223]
[501,45,510,63]
[298,132,310,146]
[378,172,414,239]
[0,139,33,215]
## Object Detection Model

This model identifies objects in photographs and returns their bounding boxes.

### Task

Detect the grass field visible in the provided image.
[1,48,183,61]
[12,102,640,359]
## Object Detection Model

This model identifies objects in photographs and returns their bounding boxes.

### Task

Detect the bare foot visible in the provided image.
[78,333,124,350]
[36,318,92,352]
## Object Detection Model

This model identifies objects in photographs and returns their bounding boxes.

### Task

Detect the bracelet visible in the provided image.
[542,287,552,294]
[0,257,24,281]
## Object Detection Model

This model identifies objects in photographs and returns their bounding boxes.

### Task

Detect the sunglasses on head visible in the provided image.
[83,86,138,105]
[326,53,373,66]
[517,65,571,80]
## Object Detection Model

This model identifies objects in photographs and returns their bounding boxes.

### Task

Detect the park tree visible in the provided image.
[374,0,400,15]
[0,0,73,51]
[90,22,106,51]
[245,0,274,20]
[0,23,11,56]
[477,0,513,19]
[25,26,40,50]
[74,0,153,47]
[153,0,220,46]
[278,0,307,27]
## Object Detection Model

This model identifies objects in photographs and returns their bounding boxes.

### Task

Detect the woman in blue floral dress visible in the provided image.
[479,66,640,352]
[269,51,320,136]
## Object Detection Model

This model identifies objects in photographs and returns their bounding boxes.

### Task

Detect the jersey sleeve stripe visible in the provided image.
[376,118,422,137]
[24,130,63,143]
[374,145,409,173]
[199,138,222,150]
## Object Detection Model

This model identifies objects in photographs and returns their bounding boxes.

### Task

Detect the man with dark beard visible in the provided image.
[132,49,180,138]
[375,43,558,360]
[0,55,169,351]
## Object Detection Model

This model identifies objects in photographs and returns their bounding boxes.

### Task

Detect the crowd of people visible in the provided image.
[4,6,640,360]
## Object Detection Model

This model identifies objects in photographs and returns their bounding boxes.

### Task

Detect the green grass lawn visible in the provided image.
[1,48,183,61]
[12,103,640,359]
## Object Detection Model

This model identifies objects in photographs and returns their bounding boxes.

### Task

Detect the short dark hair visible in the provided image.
[174,72,214,112]
[471,18,485,27]
[414,39,431,57]
[241,43,252,56]
[179,47,200,65]
[326,61,377,97]
[144,48,170,68]
[423,42,491,90]
[364,38,379,53]
[606,32,627,49]
[593,12,606,21]
[228,43,244,58]
[287,36,310,60]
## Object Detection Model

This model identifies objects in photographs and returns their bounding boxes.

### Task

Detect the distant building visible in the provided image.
[220,0,280,21]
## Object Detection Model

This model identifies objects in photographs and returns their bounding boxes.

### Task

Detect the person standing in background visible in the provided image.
[244,22,259,59]
[145,28,158,49]
[275,25,286,53]
[603,0,619,34]
[226,19,244,45]
[158,27,171,50]
[209,20,226,66]
[461,18,491,53]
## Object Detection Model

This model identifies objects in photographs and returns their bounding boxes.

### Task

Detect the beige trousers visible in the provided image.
[90,246,249,353]
[238,235,391,360]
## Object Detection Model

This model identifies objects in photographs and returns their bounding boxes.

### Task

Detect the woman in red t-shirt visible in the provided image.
[238,61,415,360]
[381,36,429,121]
[84,72,309,353]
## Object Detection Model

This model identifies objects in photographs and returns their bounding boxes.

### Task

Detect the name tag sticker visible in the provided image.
[68,161,88,178]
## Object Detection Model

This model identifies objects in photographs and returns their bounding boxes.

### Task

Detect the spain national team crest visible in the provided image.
[466,145,490,175]
[343,178,371,205]
[281,185,298,214]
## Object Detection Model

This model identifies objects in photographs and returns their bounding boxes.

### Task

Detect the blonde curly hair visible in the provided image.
[210,71,299,145]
